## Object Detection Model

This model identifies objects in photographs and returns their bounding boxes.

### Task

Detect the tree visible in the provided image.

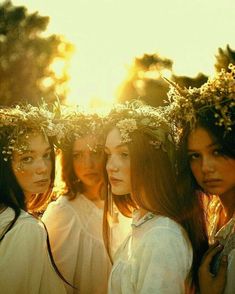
[116,53,173,107]
[214,44,235,72]
[0,1,74,106]
[172,73,208,89]
[116,53,208,107]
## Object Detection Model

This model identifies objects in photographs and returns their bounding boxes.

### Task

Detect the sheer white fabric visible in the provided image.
[108,212,193,294]
[43,194,131,294]
[208,202,235,294]
[0,207,66,294]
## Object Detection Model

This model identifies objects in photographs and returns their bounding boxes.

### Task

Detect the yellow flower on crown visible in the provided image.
[166,63,235,132]
[0,103,63,161]
[105,100,177,162]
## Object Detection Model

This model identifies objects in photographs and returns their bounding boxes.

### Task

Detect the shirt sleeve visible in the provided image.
[0,219,66,294]
[132,226,192,294]
[225,247,235,294]
[42,200,80,293]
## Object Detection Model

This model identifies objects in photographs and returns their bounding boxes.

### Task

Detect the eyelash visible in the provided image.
[21,156,33,163]
[120,152,129,158]
[20,152,51,163]
[188,148,224,161]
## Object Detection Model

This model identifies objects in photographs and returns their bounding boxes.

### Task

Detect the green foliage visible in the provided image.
[172,73,208,89]
[117,53,208,107]
[215,44,235,73]
[0,1,74,106]
[117,53,172,107]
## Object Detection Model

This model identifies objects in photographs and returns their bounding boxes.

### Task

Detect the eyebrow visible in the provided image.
[187,142,218,152]
[19,146,52,154]
[104,143,127,150]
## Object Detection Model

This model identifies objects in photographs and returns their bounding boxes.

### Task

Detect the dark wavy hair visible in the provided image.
[176,106,235,288]
[0,128,55,238]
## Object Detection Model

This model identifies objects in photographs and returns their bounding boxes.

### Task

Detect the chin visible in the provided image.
[111,188,130,196]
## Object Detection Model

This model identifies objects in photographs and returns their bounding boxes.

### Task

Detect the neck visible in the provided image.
[83,182,102,201]
[219,190,235,221]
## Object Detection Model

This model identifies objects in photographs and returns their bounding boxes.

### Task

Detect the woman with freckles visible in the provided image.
[103,101,208,294]
[168,65,235,294]
[0,106,66,294]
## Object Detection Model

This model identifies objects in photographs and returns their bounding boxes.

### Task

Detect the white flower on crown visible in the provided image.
[116,118,138,143]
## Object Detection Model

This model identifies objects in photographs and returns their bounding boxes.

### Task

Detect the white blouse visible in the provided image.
[208,201,235,294]
[108,211,193,294]
[0,207,66,294]
[43,194,130,294]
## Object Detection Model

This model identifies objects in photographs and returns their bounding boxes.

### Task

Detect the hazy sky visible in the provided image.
[12,0,235,107]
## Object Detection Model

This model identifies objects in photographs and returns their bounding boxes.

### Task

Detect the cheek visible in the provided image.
[190,162,202,180]
[14,169,32,189]
[94,159,103,170]
[73,160,82,176]
[222,159,235,177]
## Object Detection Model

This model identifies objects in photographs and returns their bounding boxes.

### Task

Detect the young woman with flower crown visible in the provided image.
[103,101,208,293]
[42,108,130,294]
[0,105,66,294]
[167,65,235,294]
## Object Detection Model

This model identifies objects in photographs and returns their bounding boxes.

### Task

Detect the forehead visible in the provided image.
[105,127,123,148]
[187,127,215,150]
[73,135,101,151]
[15,132,50,154]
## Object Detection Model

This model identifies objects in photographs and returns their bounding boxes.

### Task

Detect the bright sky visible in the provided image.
[13,0,235,109]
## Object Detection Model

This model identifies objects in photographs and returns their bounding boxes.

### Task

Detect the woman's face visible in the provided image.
[72,135,103,189]
[105,127,131,195]
[187,127,235,197]
[11,133,53,198]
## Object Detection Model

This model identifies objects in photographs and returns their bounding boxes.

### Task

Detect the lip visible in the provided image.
[203,179,221,184]
[109,177,122,184]
[203,179,222,186]
[84,172,98,177]
[34,179,49,184]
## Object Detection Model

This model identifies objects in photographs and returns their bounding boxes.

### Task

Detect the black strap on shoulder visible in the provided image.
[41,220,76,289]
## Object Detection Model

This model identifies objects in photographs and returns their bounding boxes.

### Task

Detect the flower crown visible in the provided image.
[105,100,176,155]
[0,103,63,161]
[57,105,104,150]
[166,64,235,132]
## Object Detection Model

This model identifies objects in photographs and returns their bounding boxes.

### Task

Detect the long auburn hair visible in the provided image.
[103,128,208,288]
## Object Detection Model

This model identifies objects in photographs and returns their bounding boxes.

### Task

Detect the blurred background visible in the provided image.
[1,0,235,111]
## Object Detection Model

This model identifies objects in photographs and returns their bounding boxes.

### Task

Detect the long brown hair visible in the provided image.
[103,128,208,287]
[59,140,83,200]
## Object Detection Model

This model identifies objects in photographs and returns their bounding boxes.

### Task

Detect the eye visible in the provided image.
[21,156,33,163]
[73,152,82,159]
[188,153,200,161]
[43,152,51,160]
[120,152,129,159]
[213,148,223,156]
[91,149,102,157]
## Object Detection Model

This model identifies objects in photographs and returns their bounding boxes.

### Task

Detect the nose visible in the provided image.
[106,155,118,173]
[201,156,215,174]
[35,158,48,174]
[83,154,94,167]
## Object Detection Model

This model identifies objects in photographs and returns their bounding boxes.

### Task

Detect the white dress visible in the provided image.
[108,211,193,294]
[42,194,130,294]
[0,207,66,294]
